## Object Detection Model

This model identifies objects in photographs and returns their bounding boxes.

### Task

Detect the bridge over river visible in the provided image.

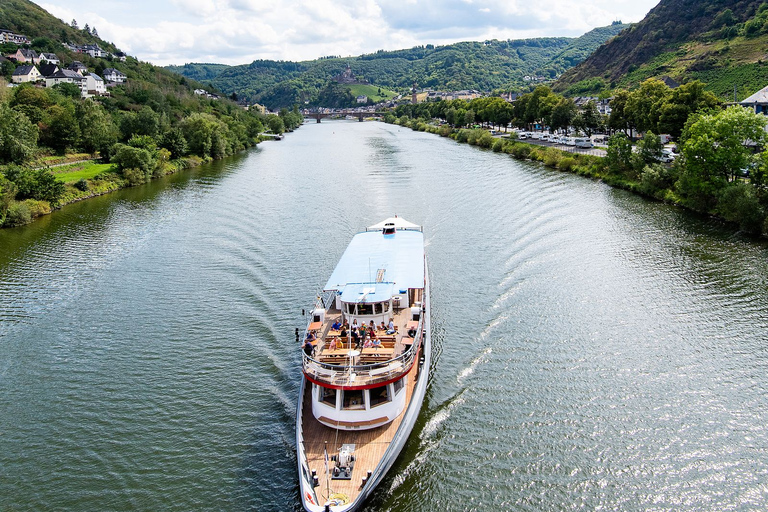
[303,110,388,122]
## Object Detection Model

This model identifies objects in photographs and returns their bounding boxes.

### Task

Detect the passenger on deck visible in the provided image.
[328,338,339,350]
[306,331,316,342]
[331,319,342,330]
[352,319,359,329]
[359,325,368,344]
[379,321,387,331]
[407,326,417,338]
[340,325,348,338]
[303,340,314,357]
[363,338,373,348]
[371,337,381,347]
[351,328,360,347]
[369,320,376,331]
[387,318,396,334]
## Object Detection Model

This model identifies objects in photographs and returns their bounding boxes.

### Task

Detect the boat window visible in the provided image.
[342,390,365,410]
[393,377,405,395]
[369,385,390,408]
[357,303,373,315]
[321,387,337,408]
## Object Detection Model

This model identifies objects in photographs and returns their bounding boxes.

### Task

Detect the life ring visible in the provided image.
[305,491,315,505]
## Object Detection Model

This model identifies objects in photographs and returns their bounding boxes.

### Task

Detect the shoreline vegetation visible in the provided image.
[383,86,768,238]
[0,77,303,229]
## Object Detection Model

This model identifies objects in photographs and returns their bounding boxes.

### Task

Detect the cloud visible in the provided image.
[37,0,660,65]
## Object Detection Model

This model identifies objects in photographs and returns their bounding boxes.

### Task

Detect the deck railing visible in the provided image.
[302,318,423,387]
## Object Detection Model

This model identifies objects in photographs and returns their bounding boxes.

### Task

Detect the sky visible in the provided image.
[37,0,662,66]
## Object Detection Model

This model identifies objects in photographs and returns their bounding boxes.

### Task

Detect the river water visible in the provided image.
[2,121,768,511]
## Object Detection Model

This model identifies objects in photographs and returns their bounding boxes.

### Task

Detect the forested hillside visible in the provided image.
[556,0,768,100]
[1,0,302,228]
[167,24,629,109]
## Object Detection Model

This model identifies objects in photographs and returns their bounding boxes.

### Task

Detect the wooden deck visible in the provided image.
[301,353,420,505]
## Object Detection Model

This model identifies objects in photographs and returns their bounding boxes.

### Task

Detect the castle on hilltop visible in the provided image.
[333,64,368,85]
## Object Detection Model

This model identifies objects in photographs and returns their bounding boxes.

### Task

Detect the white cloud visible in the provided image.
[36,0,660,65]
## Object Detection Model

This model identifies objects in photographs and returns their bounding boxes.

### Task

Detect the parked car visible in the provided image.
[574,137,593,148]
[659,149,677,163]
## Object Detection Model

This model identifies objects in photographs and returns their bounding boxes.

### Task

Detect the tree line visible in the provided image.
[0,77,302,228]
[389,78,768,236]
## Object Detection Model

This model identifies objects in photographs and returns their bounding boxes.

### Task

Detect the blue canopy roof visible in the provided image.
[340,282,395,303]
[324,229,424,298]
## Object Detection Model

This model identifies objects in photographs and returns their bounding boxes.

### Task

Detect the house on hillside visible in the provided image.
[83,44,106,58]
[103,68,126,83]
[39,53,60,65]
[9,48,39,64]
[38,63,59,77]
[0,29,31,45]
[11,65,41,83]
[68,61,88,74]
[45,69,86,96]
[356,95,368,104]
[85,73,107,96]
[112,51,127,62]
[740,85,768,115]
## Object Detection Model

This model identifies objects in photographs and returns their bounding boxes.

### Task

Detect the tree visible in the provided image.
[267,115,285,134]
[77,100,119,154]
[657,81,720,139]
[679,106,768,210]
[464,109,475,127]
[52,82,82,99]
[549,98,576,134]
[608,89,632,135]
[71,19,78,29]
[635,131,663,165]
[43,104,80,154]
[625,79,671,134]
[605,133,633,173]
[574,100,603,137]
[160,128,188,159]
[0,104,39,164]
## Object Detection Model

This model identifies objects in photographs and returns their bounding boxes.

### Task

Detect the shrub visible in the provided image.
[455,129,470,143]
[112,144,155,174]
[24,199,51,217]
[716,183,766,233]
[492,139,504,152]
[639,163,676,197]
[122,167,147,186]
[559,157,576,171]
[4,201,31,227]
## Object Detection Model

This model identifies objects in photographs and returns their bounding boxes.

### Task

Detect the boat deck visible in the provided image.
[301,349,420,505]
[303,306,420,387]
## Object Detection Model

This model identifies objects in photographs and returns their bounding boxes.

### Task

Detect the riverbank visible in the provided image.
[386,117,766,236]
[0,135,282,229]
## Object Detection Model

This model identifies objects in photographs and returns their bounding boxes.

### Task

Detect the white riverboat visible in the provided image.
[296,217,431,511]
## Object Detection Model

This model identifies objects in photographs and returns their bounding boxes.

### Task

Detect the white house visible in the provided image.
[83,44,106,58]
[84,73,106,96]
[103,68,127,83]
[356,95,368,104]
[11,64,41,83]
[39,53,60,65]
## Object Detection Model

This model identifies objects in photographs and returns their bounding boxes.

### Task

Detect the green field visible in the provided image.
[52,161,113,183]
[346,84,398,103]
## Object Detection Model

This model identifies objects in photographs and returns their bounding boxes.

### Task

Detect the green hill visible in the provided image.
[555,0,768,101]
[164,62,231,83]
[166,24,630,109]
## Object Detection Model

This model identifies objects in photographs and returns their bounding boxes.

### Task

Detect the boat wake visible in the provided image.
[457,346,492,385]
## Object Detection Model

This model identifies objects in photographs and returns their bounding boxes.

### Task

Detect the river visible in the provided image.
[2,120,768,511]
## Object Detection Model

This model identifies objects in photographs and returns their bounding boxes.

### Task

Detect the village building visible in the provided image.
[11,64,41,84]
[67,61,88,74]
[9,48,39,64]
[740,85,768,115]
[0,29,31,45]
[356,95,368,104]
[45,69,86,96]
[39,53,60,65]
[38,63,59,77]
[103,68,127,83]
[84,73,107,96]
